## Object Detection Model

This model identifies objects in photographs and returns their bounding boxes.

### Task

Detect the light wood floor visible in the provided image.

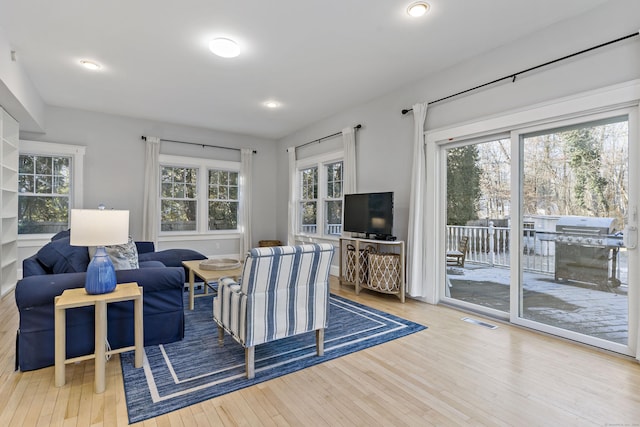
[1,276,640,426]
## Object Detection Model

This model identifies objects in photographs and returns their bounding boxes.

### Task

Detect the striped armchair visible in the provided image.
[213,243,335,379]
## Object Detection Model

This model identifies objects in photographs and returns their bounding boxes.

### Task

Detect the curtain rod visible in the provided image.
[401,31,640,115]
[141,136,257,154]
[293,124,362,150]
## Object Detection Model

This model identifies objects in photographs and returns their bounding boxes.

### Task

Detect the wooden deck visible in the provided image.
[448,263,628,344]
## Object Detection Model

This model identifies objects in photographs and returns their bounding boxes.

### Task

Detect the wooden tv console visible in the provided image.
[338,237,405,303]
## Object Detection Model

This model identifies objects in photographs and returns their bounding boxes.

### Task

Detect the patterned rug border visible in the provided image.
[121,293,426,423]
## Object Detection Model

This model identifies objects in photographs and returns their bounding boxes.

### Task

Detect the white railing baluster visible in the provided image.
[445,224,557,275]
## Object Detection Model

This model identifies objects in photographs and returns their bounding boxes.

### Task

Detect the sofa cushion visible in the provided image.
[51,229,71,241]
[36,237,90,274]
[90,237,139,270]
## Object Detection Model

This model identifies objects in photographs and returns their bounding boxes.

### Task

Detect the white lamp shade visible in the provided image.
[70,209,130,246]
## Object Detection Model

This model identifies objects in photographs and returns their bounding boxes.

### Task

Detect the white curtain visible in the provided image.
[142,136,160,244]
[239,148,253,256]
[287,147,297,245]
[342,127,357,195]
[407,102,429,297]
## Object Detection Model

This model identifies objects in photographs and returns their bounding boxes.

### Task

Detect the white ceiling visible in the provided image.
[0,0,610,139]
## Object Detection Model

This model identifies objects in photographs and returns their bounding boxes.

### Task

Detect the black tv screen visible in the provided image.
[343,192,394,237]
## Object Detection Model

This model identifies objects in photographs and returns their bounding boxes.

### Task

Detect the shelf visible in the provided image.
[2,167,18,190]
[1,255,17,269]
[1,217,17,241]
[1,107,18,298]
[2,140,18,165]
[1,195,15,211]
[2,110,19,144]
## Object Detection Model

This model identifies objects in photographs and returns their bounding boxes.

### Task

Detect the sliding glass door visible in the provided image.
[445,138,512,317]
[514,113,634,352]
[441,107,637,355]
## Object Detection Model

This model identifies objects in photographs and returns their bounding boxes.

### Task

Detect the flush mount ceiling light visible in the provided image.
[209,37,240,58]
[263,100,280,109]
[407,1,430,17]
[79,59,101,70]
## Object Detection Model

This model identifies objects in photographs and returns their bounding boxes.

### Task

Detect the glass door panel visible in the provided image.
[445,139,511,315]
[519,116,630,346]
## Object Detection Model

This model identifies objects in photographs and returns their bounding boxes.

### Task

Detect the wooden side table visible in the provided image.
[182,260,243,310]
[54,282,143,394]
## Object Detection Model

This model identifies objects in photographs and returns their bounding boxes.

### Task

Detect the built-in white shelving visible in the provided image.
[1,107,19,298]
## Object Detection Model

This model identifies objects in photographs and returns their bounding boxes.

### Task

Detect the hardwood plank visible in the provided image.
[2,277,640,426]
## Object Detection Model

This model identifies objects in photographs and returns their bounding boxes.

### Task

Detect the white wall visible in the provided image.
[275,0,640,245]
[18,105,278,261]
[0,25,44,132]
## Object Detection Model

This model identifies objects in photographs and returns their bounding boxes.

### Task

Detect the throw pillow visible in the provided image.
[89,237,139,270]
[36,237,90,274]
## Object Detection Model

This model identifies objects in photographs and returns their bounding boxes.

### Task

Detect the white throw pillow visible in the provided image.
[89,237,139,270]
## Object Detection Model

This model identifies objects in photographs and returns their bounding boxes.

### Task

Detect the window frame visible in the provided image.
[17,140,85,241]
[160,165,199,232]
[298,165,318,235]
[207,169,240,231]
[159,154,240,237]
[295,150,344,240]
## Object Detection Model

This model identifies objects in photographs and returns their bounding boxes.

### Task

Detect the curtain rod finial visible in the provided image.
[401,109,412,115]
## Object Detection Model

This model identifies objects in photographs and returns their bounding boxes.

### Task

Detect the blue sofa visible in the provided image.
[15,233,206,371]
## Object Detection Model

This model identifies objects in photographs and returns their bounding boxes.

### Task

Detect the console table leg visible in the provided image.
[54,298,65,387]
[134,292,143,368]
[189,269,195,310]
[94,300,107,394]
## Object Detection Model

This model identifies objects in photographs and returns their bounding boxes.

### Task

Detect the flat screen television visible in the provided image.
[343,192,394,239]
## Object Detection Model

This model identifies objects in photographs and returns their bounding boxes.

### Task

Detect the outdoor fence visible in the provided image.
[446,223,556,274]
[301,224,342,235]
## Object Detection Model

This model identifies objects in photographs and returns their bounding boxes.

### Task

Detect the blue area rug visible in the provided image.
[121,293,426,423]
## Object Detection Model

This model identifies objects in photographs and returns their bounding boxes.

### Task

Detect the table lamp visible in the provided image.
[70,207,130,294]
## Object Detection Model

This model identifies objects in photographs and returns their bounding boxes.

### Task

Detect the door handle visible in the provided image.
[624,225,637,249]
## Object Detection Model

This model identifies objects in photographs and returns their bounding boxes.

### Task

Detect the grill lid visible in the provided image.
[555,216,617,234]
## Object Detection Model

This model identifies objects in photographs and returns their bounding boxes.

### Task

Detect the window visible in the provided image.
[159,154,240,234]
[161,166,198,231]
[299,166,318,234]
[296,151,343,238]
[325,162,343,236]
[18,141,85,236]
[208,169,239,230]
[18,154,70,234]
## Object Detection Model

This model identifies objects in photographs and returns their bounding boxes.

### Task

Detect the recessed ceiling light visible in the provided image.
[407,1,430,17]
[209,37,240,58]
[264,100,280,109]
[79,60,101,70]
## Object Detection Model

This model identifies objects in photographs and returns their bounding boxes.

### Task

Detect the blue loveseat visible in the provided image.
[15,232,206,371]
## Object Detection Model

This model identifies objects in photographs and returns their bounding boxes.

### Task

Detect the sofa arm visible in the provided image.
[15,266,185,310]
[138,248,206,267]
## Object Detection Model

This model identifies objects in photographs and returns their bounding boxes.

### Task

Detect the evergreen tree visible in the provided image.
[564,128,609,216]
[447,145,481,225]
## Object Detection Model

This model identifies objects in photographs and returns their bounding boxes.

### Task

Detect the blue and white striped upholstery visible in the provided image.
[213,244,334,350]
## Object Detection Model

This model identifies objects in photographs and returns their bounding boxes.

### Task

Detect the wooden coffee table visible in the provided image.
[182,260,243,310]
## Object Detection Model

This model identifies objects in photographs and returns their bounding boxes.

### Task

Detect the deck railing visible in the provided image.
[301,224,342,236]
[446,223,556,274]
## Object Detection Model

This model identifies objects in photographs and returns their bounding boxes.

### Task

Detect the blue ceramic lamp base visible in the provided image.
[85,246,117,294]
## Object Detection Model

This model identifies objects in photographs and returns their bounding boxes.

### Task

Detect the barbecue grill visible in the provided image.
[554,216,623,287]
